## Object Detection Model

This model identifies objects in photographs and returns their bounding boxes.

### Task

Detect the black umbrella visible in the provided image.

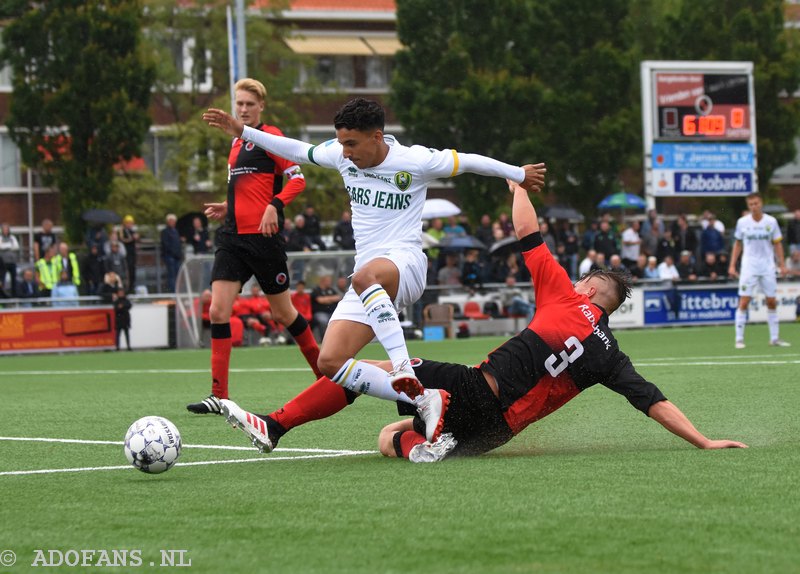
[488,236,520,257]
[82,209,121,224]
[176,211,209,239]
[437,235,487,251]
[541,205,585,221]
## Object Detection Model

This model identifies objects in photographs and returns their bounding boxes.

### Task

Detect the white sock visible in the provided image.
[360,284,410,371]
[331,359,414,404]
[735,309,746,342]
[767,310,779,341]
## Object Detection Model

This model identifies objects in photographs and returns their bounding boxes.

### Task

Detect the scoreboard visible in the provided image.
[641,61,757,200]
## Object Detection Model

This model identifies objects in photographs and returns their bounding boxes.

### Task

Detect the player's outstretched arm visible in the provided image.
[508,179,540,238]
[455,155,546,192]
[203,108,245,138]
[648,400,748,449]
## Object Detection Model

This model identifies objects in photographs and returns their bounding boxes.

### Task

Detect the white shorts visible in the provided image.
[738,272,777,298]
[329,248,427,325]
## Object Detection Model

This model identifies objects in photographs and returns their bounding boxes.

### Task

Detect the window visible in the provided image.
[0,132,21,187]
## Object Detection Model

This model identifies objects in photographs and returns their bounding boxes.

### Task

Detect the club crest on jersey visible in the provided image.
[276,272,287,285]
[245,142,255,151]
[394,171,412,191]
[348,167,358,175]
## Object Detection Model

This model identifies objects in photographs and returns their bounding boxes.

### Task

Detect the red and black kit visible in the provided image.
[404,231,666,455]
[212,123,306,294]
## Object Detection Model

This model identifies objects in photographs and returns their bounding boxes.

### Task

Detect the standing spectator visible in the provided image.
[104,240,129,289]
[539,221,557,254]
[676,250,698,281]
[114,288,133,351]
[443,215,466,236]
[99,271,123,304]
[655,228,676,262]
[189,215,212,254]
[497,212,514,237]
[785,249,800,277]
[287,214,314,252]
[119,215,139,291]
[715,252,730,280]
[0,223,20,296]
[333,210,355,250]
[630,253,648,280]
[672,215,698,258]
[160,213,183,292]
[86,224,109,252]
[581,220,599,253]
[16,268,40,301]
[460,249,483,289]
[786,208,800,255]
[700,215,725,256]
[593,220,618,260]
[311,274,342,340]
[51,269,79,307]
[620,220,642,269]
[54,241,81,290]
[301,205,326,251]
[290,280,313,323]
[81,243,106,295]
[426,218,445,268]
[35,244,58,297]
[473,214,494,251]
[557,221,579,279]
[578,249,597,277]
[657,254,680,281]
[640,209,664,256]
[728,193,789,348]
[34,218,57,262]
[701,210,726,234]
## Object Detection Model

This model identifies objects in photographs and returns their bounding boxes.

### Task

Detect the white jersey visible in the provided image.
[239,126,525,271]
[308,136,454,268]
[734,213,782,276]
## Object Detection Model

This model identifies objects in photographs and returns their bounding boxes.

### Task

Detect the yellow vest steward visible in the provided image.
[53,252,81,287]
[36,258,59,289]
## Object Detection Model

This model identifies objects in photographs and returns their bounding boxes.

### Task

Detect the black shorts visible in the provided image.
[398,359,514,456]
[211,231,290,295]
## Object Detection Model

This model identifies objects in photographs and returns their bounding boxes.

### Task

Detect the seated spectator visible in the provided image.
[301,205,326,251]
[629,253,648,280]
[496,275,534,321]
[437,252,462,287]
[608,254,628,274]
[578,249,597,277]
[592,252,607,271]
[0,222,20,296]
[497,212,514,236]
[539,221,557,254]
[657,254,680,281]
[697,252,720,281]
[199,289,212,328]
[642,256,660,279]
[786,250,800,278]
[16,268,40,301]
[311,275,342,340]
[52,269,80,307]
[715,252,730,280]
[236,284,285,345]
[290,280,313,323]
[0,276,10,299]
[286,215,314,252]
[104,240,128,290]
[676,250,698,282]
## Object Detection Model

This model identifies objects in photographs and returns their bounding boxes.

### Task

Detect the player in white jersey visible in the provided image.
[203,98,546,450]
[728,192,789,348]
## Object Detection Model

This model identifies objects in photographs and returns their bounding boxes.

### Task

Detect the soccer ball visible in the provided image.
[123,416,182,474]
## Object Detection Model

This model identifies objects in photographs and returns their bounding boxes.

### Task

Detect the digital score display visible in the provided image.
[655,72,752,141]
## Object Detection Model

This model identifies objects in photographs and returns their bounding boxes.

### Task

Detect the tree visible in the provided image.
[1,1,155,243]
[655,0,800,197]
[390,0,638,218]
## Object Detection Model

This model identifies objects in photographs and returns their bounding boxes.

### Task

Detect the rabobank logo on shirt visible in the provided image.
[674,172,753,194]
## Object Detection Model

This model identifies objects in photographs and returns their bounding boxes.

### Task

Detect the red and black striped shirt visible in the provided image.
[224,123,305,235]
[480,232,666,435]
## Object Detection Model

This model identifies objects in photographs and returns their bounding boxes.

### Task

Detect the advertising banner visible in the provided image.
[0,307,116,354]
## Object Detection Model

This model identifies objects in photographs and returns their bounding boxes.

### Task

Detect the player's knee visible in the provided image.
[317,352,343,378]
[209,302,231,323]
[350,269,376,294]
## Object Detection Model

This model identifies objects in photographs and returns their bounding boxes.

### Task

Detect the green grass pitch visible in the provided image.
[0,322,798,573]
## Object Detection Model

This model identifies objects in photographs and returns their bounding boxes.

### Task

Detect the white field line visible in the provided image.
[2,354,799,377]
[0,436,377,477]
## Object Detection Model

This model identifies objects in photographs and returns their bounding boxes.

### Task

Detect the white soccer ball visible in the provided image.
[123,416,182,474]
